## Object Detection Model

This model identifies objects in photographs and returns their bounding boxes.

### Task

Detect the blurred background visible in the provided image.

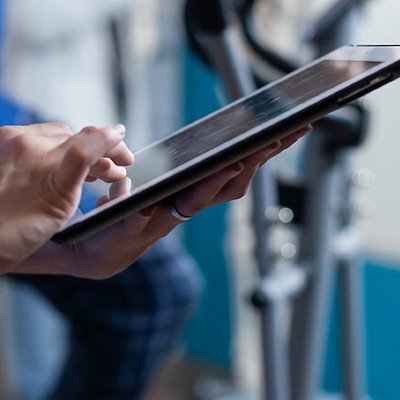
[1,0,400,399]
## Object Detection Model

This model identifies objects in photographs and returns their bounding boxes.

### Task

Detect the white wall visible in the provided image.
[354,0,400,260]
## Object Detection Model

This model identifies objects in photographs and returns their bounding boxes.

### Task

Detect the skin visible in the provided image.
[0,122,311,279]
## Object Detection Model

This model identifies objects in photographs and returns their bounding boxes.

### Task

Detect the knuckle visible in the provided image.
[0,126,20,144]
[6,134,32,155]
[81,126,114,144]
[81,125,98,135]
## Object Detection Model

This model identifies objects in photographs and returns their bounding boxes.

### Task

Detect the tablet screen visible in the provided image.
[77,59,379,220]
[131,60,379,188]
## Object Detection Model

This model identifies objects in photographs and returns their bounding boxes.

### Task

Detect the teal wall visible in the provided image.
[182,49,234,370]
[324,261,400,399]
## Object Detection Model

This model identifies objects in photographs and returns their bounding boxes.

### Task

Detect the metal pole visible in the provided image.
[336,153,368,400]
[289,133,340,400]
[290,3,368,399]
[187,2,290,398]
[199,28,290,400]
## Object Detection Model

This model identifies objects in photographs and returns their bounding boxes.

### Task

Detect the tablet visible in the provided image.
[53,45,400,244]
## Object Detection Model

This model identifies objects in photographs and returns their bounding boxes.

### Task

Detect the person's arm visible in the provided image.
[10,126,311,279]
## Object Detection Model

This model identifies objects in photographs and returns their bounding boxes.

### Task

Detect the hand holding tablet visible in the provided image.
[9,127,307,278]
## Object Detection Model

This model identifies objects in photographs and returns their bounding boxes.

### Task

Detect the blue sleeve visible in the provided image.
[0,95,43,125]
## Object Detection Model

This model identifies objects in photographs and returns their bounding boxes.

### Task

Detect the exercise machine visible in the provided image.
[185,1,370,399]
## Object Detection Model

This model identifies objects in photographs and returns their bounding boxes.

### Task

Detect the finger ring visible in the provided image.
[170,205,192,221]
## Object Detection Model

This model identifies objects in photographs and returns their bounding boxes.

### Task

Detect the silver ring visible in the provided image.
[170,205,192,221]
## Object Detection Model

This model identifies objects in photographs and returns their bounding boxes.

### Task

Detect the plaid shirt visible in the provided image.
[10,236,203,400]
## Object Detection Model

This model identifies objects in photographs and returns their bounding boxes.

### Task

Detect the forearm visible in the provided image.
[7,242,75,276]
[8,231,155,280]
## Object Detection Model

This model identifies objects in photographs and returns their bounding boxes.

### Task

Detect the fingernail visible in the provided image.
[300,125,313,135]
[139,206,156,218]
[262,140,281,155]
[107,123,126,135]
[270,140,281,150]
[229,162,244,177]
[109,177,131,199]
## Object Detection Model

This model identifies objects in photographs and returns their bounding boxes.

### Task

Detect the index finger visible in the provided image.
[54,124,127,190]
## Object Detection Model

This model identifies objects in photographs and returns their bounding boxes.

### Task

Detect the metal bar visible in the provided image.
[339,254,367,400]
[196,17,289,400]
[289,5,368,399]
[289,133,339,400]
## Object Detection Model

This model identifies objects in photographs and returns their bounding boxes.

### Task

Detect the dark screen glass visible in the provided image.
[130,60,378,187]
[77,59,379,218]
